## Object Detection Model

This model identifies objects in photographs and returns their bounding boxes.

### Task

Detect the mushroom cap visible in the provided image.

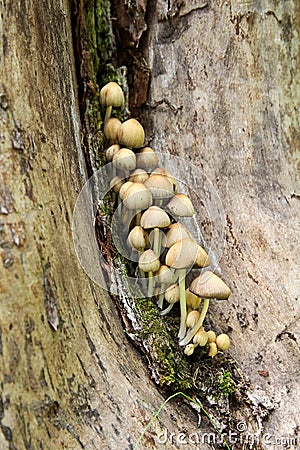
[144,175,174,199]
[106,144,120,162]
[138,249,160,273]
[193,329,208,347]
[123,183,152,210]
[118,119,145,149]
[140,206,171,229]
[119,181,133,200]
[104,118,122,142]
[128,226,148,251]
[186,288,202,309]
[100,82,124,107]
[165,284,180,304]
[129,168,149,184]
[184,344,195,356]
[165,238,199,269]
[109,176,124,193]
[186,310,201,328]
[136,147,159,171]
[195,246,211,268]
[155,265,176,285]
[165,223,193,248]
[216,333,230,351]
[208,342,218,357]
[207,330,216,343]
[112,148,136,171]
[151,167,178,193]
[167,193,194,217]
[189,270,231,300]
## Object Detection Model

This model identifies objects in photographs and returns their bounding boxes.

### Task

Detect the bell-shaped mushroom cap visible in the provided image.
[165,238,199,269]
[189,270,231,299]
[141,206,170,229]
[119,181,133,200]
[151,167,178,193]
[104,118,122,142]
[144,175,173,199]
[128,226,148,251]
[136,147,159,171]
[118,119,145,149]
[113,148,136,172]
[208,342,218,357]
[123,183,152,210]
[216,333,230,351]
[165,284,180,304]
[129,168,149,184]
[186,310,201,328]
[167,193,194,217]
[195,246,211,268]
[138,249,160,273]
[100,82,124,108]
[106,144,120,162]
[109,176,124,193]
[165,223,193,248]
[155,265,176,285]
[193,329,208,347]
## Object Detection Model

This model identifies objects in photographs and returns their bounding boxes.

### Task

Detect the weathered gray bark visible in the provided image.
[0,0,299,449]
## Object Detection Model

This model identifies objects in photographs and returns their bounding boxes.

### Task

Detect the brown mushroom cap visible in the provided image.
[104,118,122,142]
[123,183,152,210]
[165,238,199,269]
[138,249,160,273]
[165,223,193,248]
[144,175,174,200]
[189,270,231,299]
[167,193,194,217]
[112,148,136,172]
[136,147,159,171]
[140,206,171,229]
[100,82,124,108]
[129,169,149,184]
[118,119,145,149]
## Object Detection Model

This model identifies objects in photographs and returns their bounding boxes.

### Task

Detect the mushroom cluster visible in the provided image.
[100,81,232,358]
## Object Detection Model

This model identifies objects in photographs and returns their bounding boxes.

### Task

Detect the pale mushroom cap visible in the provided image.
[206,330,217,343]
[167,193,194,217]
[144,175,174,199]
[113,148,136,171]
[155,265,176,285]
[104,118,122,142]
[151,167,178,193]
[100,82,124,107]
[186,288,202,309]
[195,246,211,268]
[216,333,230,351]
[128,226,147,250]
[129,169,149,184]
[123,183,152,210]
[140,206,171,229]
[138,249,160,273]
[136,147,159,171]
[106,144,120,162]
[186,310,201,328]
[165,223,193,248]
[118,119,145,149]
[193,329,208,346]
[119,181,133,200]
[109,176,124,193]
[165,238,199,269]
[184,344,195,356]
[208,342,218,357]
[189,271,231,299]
[165,284,180,304]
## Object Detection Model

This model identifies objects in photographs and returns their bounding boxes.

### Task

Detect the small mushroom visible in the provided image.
[216,333,230,351]
[129,169,149,184]
[208,342,218,357]
[144,175,173,204]
[151,167,178,193]
[160,284,180,316]
[136,147,159,171]
[138,249,160,297]
[206,330,217,343]
[112,148,136,177]
[193,329,208,347]
[104,118,122,143]
[128,226,148,252]
[123,183,152,225]
[184,343,195,356]
[186,310,201,328]
[100,82,124,122]
[167,193,194,217]
[141,206,170,258]
[155,264,177,309]
[118,119,145,149]
[106,144,120,163]
[109,176,124,194]
[165,223,193,248]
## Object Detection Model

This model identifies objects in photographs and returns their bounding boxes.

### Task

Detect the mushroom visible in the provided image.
[179,271,231,346]
[186,310,201,328]
[208,342,218,357]
[186,288,202,310]
[106,144,120,163]
[155,264,177,309]
[109,176,124,204]
[206,330,217,343]
[165,223,193,248]
[193,329,208,347]
[216,333,230,351]
[184,344,195,356]
[112,148,136,178]
[100,81,124,122]
[118,119,145,149]
[151,167,178,193]
[129,168,149,184]
[128,225,148,252]
[138,249,160,297]
[136,147,159,172]
[144,175,173,205]
[140,206,170,256]
[166,193,194,217]
[104,118,122,143]
[123,183,152,225]
[160,284,180,316]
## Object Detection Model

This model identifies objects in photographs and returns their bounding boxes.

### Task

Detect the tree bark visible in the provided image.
[0,1,299,450]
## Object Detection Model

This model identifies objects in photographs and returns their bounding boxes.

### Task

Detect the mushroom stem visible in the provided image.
[157,283,165,309]
[104,105,112,123]
[148,270,154,297]
[179,299,210,346]
[160,303,174,316]
[136,211,141,226]
[177,268,187,340]
[153,227,161,256]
